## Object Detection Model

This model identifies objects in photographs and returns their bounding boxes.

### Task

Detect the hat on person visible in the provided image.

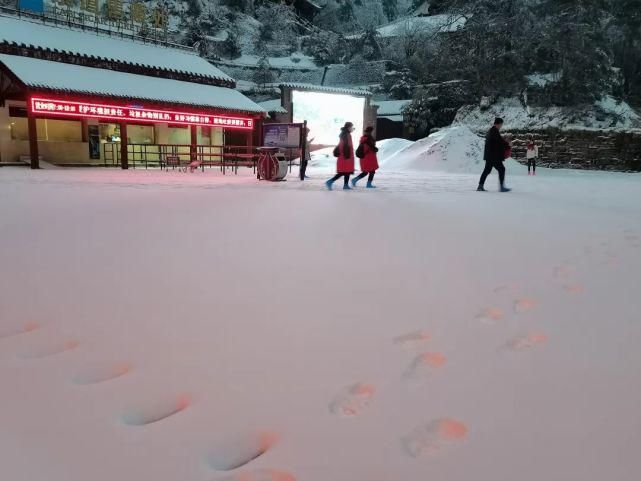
[494,117,504,125]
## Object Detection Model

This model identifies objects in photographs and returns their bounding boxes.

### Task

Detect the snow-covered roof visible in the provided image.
[258,99,287,114]
[279,83,371,97]
[215,54,317,71]
[526,72,561,87]
[0,54,264,114]
[347,14,466,40]
[373,100,412,116]
[0,15,232,82]
[379,114,404,122]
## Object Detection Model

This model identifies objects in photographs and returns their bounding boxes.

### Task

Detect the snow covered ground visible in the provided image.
[2,131,641,481]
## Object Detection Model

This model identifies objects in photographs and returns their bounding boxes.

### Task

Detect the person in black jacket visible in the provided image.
[478,117,511,192]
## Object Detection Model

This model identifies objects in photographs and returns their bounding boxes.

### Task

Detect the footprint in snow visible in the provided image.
[514,298,537,314]
[402,418,468,457]
[553,265,574,280]
[394,330,431,350]
[493,284,520,296]
[207,432,279,471]
[121,394,190,426]
[564,284,585,294]
[329,383,376,417]
[475,307,504,325]
[0,322,40,340]
[17,339,79,359]
[403,352,447,383]
[604,253,620,267]
[72,362,132,385]
[503,332,548,352]
[217,469,297,481]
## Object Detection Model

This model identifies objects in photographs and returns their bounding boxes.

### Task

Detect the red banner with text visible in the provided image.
[29,97,254,130]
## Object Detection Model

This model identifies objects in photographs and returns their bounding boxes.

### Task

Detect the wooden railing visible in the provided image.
[102,143,300,174]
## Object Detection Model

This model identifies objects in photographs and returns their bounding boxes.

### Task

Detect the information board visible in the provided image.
[263,123,303,149]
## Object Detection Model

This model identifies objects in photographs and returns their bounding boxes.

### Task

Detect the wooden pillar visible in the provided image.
[190,124,197,162]
[246,129,252,153]
[81,119,88,142]
[28,115,39,169]
[255,117,264,147]
[120,122,128,169]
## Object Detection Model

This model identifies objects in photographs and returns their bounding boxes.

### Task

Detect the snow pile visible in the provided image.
[382,126,484,173]
[455,96,641,131]
[376,138,414,161]
[309,127,483,173]
[309,137,414,170]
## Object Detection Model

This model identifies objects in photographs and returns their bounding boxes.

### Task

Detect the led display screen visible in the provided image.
[291,90,365,145]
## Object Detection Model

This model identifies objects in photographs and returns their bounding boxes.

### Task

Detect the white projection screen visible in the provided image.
[292,90,366,145]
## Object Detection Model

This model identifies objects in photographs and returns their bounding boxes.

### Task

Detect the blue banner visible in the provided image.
[18,0,45,13]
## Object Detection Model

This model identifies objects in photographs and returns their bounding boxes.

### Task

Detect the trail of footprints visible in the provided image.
[0,323,280,480]
[328,229,638,461]
[1,229,636,476]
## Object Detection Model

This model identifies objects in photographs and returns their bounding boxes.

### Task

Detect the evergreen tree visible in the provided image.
[382,0,398,21]
[359,26,382,61]
[222,30,242,59]
[339,0,356,24]
[252,56,276,90]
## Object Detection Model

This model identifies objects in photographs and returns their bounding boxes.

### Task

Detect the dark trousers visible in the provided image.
[353,171,375,183]
[527,159,536,173]
[299,158,308,180]
[328,173,350,186]
[479,160,505,187]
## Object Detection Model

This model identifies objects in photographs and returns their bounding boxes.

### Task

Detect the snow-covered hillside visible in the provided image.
[455,97,641,132]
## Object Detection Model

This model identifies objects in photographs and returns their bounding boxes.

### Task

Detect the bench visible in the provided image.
[162,155,186,172]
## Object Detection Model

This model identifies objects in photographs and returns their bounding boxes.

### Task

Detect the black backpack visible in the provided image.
[333,146,340,157]
[355,143,365,159]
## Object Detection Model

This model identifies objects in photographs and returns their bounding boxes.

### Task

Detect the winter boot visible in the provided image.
[500,186,512,192]
[477,186,486,191]
[366,182,376,188]
[325,180,334,191]
[343,184,352,190]
[351,177,358,188]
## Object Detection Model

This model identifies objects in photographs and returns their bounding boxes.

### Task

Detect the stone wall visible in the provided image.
[505,129,641,172]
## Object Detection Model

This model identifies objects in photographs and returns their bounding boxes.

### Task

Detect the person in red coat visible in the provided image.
[325,122,355,190]
[351,126,379,188]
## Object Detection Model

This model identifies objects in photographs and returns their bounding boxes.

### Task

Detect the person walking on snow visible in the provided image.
[352,126,379,188]
[526,135,539,175]
[300,127,313,180]
[478,117,511,192]
[326,122,355,190]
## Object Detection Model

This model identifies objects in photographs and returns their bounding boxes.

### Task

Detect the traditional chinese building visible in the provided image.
[0,13,265,168]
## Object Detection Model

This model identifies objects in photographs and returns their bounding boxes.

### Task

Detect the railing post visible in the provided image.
[28,115,39,169]
[120,123,128,169]
[190,125,197,167]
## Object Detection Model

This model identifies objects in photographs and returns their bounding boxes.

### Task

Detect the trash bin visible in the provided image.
[257,147,288,181]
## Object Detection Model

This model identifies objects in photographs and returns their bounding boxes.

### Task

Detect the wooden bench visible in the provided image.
[162,155,185,172]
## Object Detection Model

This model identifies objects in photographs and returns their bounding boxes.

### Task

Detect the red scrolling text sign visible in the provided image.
[29,97,254,130]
